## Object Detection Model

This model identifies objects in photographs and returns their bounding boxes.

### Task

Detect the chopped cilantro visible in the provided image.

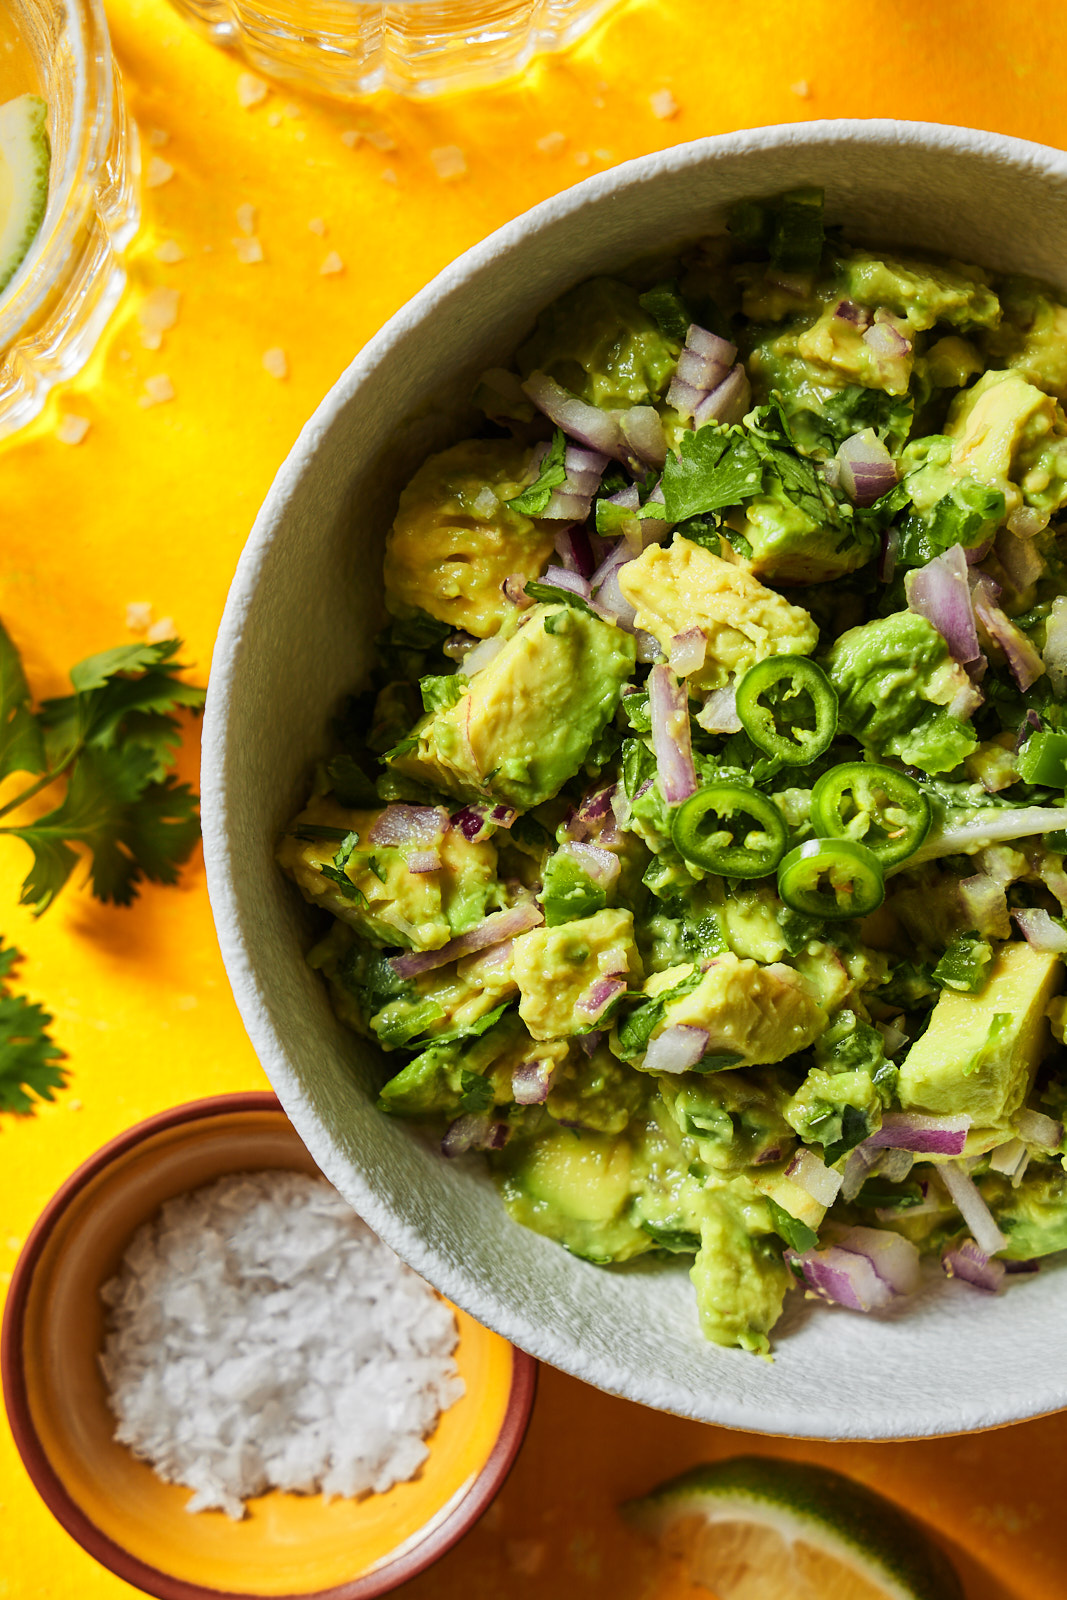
[638,281,692,344]
[639,1220,702,1254]
[766,1198,818,1254]
[0,940,67,1115]
[525,582,599,620]
[507,429,568,515]
[420,672,467,715]
[933,932,994,994]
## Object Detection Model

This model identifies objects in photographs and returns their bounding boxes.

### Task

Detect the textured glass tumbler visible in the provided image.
[167,0,618,98]
[0,0,139,436]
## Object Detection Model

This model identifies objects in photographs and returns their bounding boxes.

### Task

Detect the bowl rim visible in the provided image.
[1,1091,538,1600]
[201,118,1067,1439]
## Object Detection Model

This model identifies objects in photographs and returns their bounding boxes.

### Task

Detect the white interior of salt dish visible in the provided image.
[203,120,1067,1439]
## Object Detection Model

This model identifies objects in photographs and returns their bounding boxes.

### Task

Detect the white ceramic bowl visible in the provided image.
[203,120,1067,1440]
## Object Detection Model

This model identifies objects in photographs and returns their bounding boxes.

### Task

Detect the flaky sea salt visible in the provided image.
[146,157,175,188]
[320,251,345,275]
[56,414,90,445]
[262,347,288,379]
[236,73,269,109]
[99,1173,463,1520]
[650,88,679,120]
[431,145,466,181]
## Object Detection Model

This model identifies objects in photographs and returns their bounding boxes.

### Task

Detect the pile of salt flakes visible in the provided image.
[99,1171,464,1518]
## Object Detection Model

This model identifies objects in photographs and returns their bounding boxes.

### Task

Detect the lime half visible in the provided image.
[624,1456,963,1600]
[0,94,50,295]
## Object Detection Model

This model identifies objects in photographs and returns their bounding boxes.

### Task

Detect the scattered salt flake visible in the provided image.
[140,374,175,407]
[340,129,361,148]
[268,112,282,128]
[592,95,605,110]
[147,127,170,148]
[126,601,154,632]
[364,127,396,152]
[146,617,176,644]
[283,102,302,119]
[155,239,185,263]
[235,202,257,237]
[320,250,344,275]
[236,72,269,108]
[594,148,613,161]
[294,129,306,142]
[307,217,327,236]
[430,144,466,180]
[146,156,174,188]
[68,1099,82,1111]
[650,88,678,119]
[536,131,566,154]
[137,286,181,350]
[790,78,811,97]
[233,236,264,264]
[262,347,288,379]
[574,151,590,168]
[56,414,90,445]
[381,167,397,185]
[506,1540,547,1576]
[99,1173,463,1519]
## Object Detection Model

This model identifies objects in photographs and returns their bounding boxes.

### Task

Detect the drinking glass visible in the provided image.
[0,0,139,436]
[167,0,618,98]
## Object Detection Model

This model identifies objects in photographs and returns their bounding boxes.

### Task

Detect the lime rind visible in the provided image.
[623,1456,964,1600]
[0,93,50,296]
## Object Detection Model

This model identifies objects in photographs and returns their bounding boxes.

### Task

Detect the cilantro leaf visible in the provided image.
[0,619,45,782]
[766,1198,818,1254]
[659,425,764,522]
[0,940,66,1115]
[420,673,467,715]
[507,429,568,515]
[524,583,600,620]
[638,282,692,344]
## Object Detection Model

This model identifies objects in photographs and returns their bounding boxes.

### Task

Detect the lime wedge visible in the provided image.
[0,94,50,295]
[624,1456,963,1600]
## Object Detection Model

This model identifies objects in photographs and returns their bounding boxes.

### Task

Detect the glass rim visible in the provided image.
[0,0,116,349]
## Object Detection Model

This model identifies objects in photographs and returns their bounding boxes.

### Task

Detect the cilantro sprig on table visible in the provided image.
[0,939,66,1114]
[0,619,205,914]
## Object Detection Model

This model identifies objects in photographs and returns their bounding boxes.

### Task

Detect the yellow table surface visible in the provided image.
[3,1,1067,1594]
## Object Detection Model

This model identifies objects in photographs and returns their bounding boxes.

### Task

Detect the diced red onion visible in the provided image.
[878,526,900,585]
[619,406,667,469]
[665,376,704,421]
[942,1237,1005,1293]
[835,1225,921,1296]
[1011,907,1067,953]
[958,874,1008,938]
[565,442,609,489]
[1007,504,1049,539]
[668,627,707,677]
[863,319,911,357]
[1043,595,1067,695]
[840,1144,877,1203]
[875,1017,908,1058]
[606,483,640,512]
[522,371,625,458]
[666,324,736,421]
[687,323,737,364]
[832,299,871,329]
[787,1245,895,1312]
[1016,1107,1064,1148]
[786,1147,843,1207]
[648,663,697,805]
[542,490,592,521]
[836,429,897,507]
[560,839,620,888]
[638,481,673,546]
[995,525,1044,592]
[936,1159,1007,1256]
[575,974,627,1020]
[368,804,447,846]
[973,592,1045,691]
[578,1030,603,1057]
[462,633,507,675]
[988,1137,1028,1178]
[451,801,518,843]
[905,544,981,665]
[875,1147,915,1184]
[511,1058,557,1105]
[643,1024,709,1075]
[502,574,534,608]
[635,630,661,662]
[541,563,592,601]
[553,524,596,578]
[441,1112,510,1158]
[407,849,441,874]
[696,682,742,735]
[444,631,476,661]
[693,364,751,428]
[391,902,542,979]
[863,1111,971,1156]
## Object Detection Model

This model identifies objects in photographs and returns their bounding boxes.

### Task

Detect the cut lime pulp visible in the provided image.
[0,93,50,295]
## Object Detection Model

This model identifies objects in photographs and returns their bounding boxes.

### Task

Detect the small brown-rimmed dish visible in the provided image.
[1,1092,536,1600]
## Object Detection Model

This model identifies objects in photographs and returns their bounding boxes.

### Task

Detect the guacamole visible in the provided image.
[281,188,1067,1355]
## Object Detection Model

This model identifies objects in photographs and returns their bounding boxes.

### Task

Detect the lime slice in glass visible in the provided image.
[0,94,50,294]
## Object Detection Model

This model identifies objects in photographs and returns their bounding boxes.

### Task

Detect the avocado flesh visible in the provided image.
[899,942,1064,1127]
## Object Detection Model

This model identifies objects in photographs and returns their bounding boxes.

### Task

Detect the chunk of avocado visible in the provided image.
[511,908,641,1040]
[390,603,635,810]
[495,1124,652,1263]
[980,276,1067,403]
[659,1068,795,1175]
[617,535,818,691]
[378,1009,536,1118]
[546,1040,650,1134]
[899,942,1063,1126]
[383,438,557,638]
[941,368,1067,521]
[837,250,1001,333]
[977,1160,1067,1260]
[650,951,826,1069]
[736,481,880,585]
[690,1181,792,1355]
[278,795,501,950]
[517,276,680,410]
[825,610,977,775]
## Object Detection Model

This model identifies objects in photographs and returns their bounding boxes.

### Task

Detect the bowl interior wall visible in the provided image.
[206,124,1067,1438]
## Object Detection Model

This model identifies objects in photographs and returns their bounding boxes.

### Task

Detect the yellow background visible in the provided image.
[2,0,1066,1594]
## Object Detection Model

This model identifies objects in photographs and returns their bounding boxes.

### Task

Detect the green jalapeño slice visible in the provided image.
[671,784,788,878]
[810,762,931,868]
[734,655,838,766]
[777,837,885,919]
